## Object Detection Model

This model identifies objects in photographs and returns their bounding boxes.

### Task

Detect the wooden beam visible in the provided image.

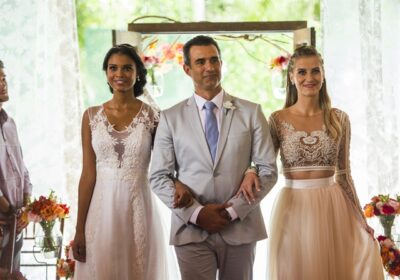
[128,21,308,34]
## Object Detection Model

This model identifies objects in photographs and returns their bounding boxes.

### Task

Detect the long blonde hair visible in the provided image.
[284,45,341,140]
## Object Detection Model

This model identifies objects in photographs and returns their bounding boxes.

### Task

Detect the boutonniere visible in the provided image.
[223,101,236,114]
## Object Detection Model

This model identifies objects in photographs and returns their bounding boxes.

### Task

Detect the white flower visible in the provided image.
[223,101,236,111]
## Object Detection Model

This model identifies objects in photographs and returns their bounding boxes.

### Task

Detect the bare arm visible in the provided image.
[73,110,97,262]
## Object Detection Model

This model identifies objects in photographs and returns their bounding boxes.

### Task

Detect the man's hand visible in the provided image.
[16,214,29,234]
[23,194,31,207]
[174,180,194,209]
[196,203,231,234]
[0,196,11,214]
[235,172,261,204]
[0,269,27,280]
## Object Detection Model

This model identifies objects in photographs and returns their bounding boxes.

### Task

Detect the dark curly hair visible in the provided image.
[0,60,4,69]
[102,44,147,97]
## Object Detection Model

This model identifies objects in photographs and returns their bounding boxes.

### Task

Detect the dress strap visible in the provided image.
[87,106,102,122]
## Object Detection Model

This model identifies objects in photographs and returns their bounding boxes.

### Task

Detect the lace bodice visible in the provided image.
[269,108,367,226]
[87,103,159,181]
[269,112,338,173]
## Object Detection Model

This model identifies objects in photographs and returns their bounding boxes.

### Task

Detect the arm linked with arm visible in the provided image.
[149,111,202,224]
[228,105,278,220]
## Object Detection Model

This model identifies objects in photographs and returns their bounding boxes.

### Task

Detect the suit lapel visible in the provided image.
[214,94,235,169]
[185,96,214,166]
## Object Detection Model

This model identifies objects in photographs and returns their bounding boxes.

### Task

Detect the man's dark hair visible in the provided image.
[183,35,221,66]
[0,60,4,69]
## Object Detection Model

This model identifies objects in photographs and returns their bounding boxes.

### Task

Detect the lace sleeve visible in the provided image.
[335,111,367,227]
[268,113,280,153]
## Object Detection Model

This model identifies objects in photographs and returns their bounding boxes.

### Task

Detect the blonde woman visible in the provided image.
[238,46,384,280]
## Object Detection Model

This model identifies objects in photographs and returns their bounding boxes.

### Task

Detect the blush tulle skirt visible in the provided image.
[268,176,384,280]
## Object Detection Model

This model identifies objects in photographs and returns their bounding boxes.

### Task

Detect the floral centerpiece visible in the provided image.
[22,191,69,257]
[365,195,400,276]
[364,194,400,238]
[377,235,400,276]
[57,241,75,280]
[141,38,184,96]
[269,54,290,99]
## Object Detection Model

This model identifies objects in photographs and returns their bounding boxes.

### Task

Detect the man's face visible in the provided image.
[183,45,222,94]
[0,68,9,103]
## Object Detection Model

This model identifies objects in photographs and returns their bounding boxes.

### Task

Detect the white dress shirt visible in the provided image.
[189,90,238,224]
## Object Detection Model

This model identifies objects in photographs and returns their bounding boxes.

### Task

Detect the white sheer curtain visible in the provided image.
[322,0,400,205]
[0,0,81,244]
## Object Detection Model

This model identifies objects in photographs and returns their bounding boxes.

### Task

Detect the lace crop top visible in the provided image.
[269,108,367,226]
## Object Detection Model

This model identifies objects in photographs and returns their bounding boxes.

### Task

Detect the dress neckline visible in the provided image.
[280,120,326,136]
[101,102,144,133]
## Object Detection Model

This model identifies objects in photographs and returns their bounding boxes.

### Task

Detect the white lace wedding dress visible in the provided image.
[74,103,168,280]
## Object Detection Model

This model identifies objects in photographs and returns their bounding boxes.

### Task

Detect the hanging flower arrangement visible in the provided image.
[141,38,184,86]
[269,54,290,72]
[269,54,290,99]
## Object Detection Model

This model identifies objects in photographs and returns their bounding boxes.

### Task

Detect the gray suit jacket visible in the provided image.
[150,93,277,246]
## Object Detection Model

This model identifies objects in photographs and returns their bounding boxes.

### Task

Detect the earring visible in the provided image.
[137,76,140,81]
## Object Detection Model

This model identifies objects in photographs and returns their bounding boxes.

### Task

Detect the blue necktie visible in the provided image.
[203,101,219,162]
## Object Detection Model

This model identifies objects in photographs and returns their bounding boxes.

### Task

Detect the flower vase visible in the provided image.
[271,69,287,99]
[35,220,62,259]
[146,68,163,97]
[379,215,396,239]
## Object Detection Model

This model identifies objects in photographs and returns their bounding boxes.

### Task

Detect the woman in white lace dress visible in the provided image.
[72,44,176,280]
[239,46,384,280]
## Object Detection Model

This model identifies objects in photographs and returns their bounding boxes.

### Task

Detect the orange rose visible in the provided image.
[364,204,375,218]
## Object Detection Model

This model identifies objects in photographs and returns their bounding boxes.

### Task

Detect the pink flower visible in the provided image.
[376,201,384,214]
[380,236,396,248]
[142,55,160,68]
[388,199,400,211]
[28,212,42,223]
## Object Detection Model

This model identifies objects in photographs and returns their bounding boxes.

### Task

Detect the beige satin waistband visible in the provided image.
[285,176,335,189]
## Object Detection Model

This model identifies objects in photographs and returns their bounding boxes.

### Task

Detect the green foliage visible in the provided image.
[76,0,320,114]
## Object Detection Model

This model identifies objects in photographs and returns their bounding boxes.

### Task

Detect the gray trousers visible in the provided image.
[175,233,256,280]
[0,225,23,271]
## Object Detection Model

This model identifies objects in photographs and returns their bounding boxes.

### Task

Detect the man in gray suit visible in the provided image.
[150,35,277,280]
